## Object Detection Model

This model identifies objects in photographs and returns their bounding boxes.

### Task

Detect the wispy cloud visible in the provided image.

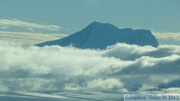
[153,31,180,41]
[0,19,60,30]
[0,31,67,45]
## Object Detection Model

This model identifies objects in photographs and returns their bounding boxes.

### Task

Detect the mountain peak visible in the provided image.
[88,21,114,26]
[83,21,119,33]
[36,22,159,49]
[89,21,101,25]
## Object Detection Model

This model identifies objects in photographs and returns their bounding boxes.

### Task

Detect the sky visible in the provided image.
[0,0,180,33]
[0,0,180,45]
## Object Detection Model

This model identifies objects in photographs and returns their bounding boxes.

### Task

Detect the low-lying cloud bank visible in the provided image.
[0,40,180,100]
[153,32,180,41]
[152,32,180,45]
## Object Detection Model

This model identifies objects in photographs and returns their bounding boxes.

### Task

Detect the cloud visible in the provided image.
[153,32,180,41]
[0,31,67,45]
[0,41,180,100]
[152,32,180,45]
[153,31,180,41]
[0,19,60,30]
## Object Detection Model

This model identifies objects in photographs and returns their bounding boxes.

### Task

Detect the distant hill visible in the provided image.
[36,21,159,49]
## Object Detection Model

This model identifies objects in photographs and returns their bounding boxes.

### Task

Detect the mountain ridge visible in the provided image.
[36,22,159,49]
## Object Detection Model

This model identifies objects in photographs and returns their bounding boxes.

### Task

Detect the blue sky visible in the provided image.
[0,0,180,45]
[0,0,180,32]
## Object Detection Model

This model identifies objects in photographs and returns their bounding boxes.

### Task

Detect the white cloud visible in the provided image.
[153,31,180,41]
[0,19,60,30]
[105,43,157,60]
[16,92,67,99]
[0,41,180,100]
[161,88,180,93]
[0,81,9,92]
[87,78,124,90]
[0,31,67,45]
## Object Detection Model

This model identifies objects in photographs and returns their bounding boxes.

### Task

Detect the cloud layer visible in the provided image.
[0,31,67,45]
[153,32,180,41]
[0,41,180,100]
[152,32,180,45]
[0,19,60,30]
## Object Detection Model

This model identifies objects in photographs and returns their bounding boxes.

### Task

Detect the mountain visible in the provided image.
[36,21,159,49]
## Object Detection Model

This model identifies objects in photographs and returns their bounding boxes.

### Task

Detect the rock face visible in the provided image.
[36,22,159,49]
